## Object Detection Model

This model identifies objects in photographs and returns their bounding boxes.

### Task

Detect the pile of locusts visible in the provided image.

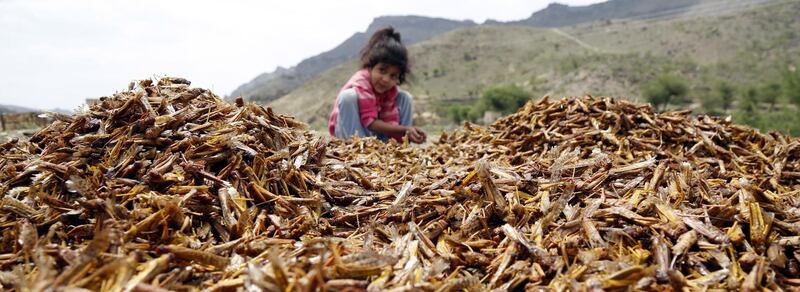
[0,78,799,291]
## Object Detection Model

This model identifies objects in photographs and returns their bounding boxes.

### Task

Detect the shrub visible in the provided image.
[783,67,800,106]
[480,84,531,115]
[716,81,736,113]
[733,107,800,136]
[643,74,689,111]
[446,105,464,123]
[760,82,781,111]
[443,84,531,125]
[738,86,759,113]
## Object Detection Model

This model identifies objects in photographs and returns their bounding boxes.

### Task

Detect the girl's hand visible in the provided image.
[405,126,427,144]
[367,120,426,143]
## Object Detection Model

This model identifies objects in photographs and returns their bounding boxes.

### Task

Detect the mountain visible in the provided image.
[230,16,476,103]
[506,0,702,27]
[267,0,797,130]
[0,104,38,114]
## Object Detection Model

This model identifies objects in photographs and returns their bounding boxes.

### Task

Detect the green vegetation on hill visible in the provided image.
[642,75,689,111]
[446,84,532,123]
[642,64,800,135]
[700,80,737,115]
[731,68,800,135]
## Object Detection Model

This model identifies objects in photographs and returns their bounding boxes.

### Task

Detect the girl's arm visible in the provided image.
[368,120,426,143]
[367,120,407,135]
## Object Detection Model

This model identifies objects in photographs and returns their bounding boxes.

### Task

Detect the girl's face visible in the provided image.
[369,63,401,94]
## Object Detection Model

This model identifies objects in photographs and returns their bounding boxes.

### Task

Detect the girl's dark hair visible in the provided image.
[360,26,410,84]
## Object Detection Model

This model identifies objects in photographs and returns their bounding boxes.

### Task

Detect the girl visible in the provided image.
[328,27,427,144]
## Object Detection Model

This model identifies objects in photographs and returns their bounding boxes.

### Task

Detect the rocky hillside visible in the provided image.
[501,0,753,27]
[230,16,476,103]
[268,0,797,130]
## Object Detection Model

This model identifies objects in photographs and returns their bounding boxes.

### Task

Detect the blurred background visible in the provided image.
[1,0,798,139]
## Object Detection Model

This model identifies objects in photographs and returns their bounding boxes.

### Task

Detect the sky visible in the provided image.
[0,0,605,111]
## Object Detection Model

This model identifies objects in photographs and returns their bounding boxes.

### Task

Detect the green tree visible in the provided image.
[760,82,781,111]
[783,67,800,106]
[467,105,485,122]
[643,75,689,111]
[479,85,531,115]
[739,87,759,113]
[734,107,800,136]
[716,81,735,113]
[699,81,736,115]
[696,81,719,115]
[446,104,469,124]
